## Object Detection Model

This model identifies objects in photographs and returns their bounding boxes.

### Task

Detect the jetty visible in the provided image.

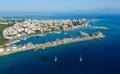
[0,32,105,56]
[35,32,104,50]
[91,26,111,30]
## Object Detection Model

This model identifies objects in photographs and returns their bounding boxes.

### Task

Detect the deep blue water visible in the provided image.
[0,14,120,74]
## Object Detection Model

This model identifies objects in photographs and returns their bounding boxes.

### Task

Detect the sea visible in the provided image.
[0,14,120,74]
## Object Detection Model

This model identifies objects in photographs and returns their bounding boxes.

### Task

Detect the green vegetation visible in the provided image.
[18,32,23,34]
[7,34,16,37]
[16,19,25,23]
[50,27,55,31]
[50,27,59,31]
[72,21,79,26]
[29,33,35,35]
[0,38,8,45]
[1,45,7,48]
[35,30,41,34]
[0,19,18,45]
[0,19,16,37]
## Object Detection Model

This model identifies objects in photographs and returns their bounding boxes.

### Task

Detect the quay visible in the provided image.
[0,32,105,56]
[35,32,105,50]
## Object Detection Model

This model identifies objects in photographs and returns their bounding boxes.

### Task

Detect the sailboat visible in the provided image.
[54,56,58,62]
[79,55,83,62]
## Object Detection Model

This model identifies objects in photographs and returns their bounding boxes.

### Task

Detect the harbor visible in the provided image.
[0,18,109,57]
[0,0,119,74]
[0,32,105,56]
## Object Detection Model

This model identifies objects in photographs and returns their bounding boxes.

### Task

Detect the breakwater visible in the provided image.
[0,32,105,56]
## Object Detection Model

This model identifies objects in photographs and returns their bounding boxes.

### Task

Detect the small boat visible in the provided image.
[79,55,83,62]
[54,31,61,34]
[80,31,89,37]
[54,56,58,62]
[64,32,67,34]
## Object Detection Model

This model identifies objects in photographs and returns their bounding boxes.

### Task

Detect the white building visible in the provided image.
[0,48,5,53]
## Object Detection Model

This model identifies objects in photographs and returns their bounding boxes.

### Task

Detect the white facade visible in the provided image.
[0,48,4,53]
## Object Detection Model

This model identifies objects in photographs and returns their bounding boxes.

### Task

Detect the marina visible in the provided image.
[0,32,105,56]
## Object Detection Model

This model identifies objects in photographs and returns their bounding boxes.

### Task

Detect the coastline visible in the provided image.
[0,14,119,74]
[0,18,109,57]
[0,32,105,56]
[5,25,89,46]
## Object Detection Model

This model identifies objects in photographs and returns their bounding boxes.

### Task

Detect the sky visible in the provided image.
[0,0,120,13]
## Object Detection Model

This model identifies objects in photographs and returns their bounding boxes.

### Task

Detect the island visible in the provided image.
[0,18,109,56]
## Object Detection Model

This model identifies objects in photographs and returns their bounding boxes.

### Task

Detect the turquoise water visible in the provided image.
[0,14,120,74]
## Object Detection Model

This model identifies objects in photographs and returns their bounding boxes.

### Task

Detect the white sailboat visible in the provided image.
[79,55,83,62]
[54,56,58,62]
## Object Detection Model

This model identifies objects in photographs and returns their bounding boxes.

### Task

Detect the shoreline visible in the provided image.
[5,25,88,46]
[0,32,105,56]
[5,31,62,46]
